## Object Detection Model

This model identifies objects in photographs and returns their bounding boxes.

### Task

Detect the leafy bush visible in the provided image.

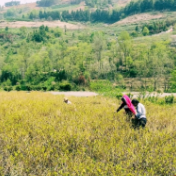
[42,86,47,91]
[27,85,32,91]
[90,80,124,98]
[15,85,21,91]
[47,85,55,91]
[116,93,123,100]
[165,95,174,104]
[90,80,113,92]
[31,85,42,91]
[4,86,13,92]
[59,81,72,91]
[54,29,62,37]
[20,85,28,91]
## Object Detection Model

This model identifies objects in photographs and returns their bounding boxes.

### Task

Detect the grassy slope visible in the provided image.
[0,92,175,175]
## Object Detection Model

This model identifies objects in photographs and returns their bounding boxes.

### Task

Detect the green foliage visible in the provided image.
[130,31,138,37]
[59,81,72,91]
[165,95,174,104]
[90,80,113,92]
[54,28,62,37]
[116,92,123,99]
[5,27,8,32]
[0,24,175,92]
[170,68,176,91]
[4,86,13,92]
[36,0,59,7]
[142,27,149,36]
[90,80,123,97]
[15,85,21,91]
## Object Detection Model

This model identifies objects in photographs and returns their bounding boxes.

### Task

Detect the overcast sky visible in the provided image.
[0,0,37,6]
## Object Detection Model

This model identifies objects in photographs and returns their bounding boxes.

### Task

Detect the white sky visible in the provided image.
[0,0,37,6]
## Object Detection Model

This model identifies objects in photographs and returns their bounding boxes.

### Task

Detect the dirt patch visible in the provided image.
[0,21,84,29]
[112,13,164,26]
[116,0,132,7]
[51,91,98,97]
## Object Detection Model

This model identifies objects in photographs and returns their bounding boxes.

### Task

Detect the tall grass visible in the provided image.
[0,92,176,175]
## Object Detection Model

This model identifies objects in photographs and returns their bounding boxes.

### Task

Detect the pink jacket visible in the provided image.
[123,95,136,115]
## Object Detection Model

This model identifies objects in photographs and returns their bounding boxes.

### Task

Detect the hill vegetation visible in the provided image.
[0,24,176,92]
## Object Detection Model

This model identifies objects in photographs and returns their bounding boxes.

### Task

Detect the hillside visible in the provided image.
[112,13,164,26]
[1,0,176,93]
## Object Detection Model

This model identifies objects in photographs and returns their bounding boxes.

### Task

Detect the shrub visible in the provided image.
[165,95,174,104]
[116,93,123,100]
[15,85,21,91]
[4,86,13,92]
[31,85,42,91]
[90,80,112,92]
[59,81,72,91]
[42,86,47,92]
[27,85,32,91]
[47,85,55,91]
[54,29,62,37]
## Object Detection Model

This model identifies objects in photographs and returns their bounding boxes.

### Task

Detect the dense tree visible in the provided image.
[5,1,20,7]
[36,0,60,7]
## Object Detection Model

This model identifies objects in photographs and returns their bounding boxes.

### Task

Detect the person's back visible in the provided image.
[132,99,147,128]
[136,103,146,119]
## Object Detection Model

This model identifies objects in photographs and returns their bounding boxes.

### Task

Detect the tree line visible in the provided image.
[85,0,112,8]
[36,0,60,7]
[5,1,20,7]
[36,0,83,7]
[28,0,176,23]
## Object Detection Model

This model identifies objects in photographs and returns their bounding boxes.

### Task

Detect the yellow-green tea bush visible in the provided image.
[0,92,176,175]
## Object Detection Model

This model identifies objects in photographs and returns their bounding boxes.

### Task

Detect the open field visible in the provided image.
[0,92,176,175]
[113,0,132,7]
[112,13,164,26]
[0,20,84,29]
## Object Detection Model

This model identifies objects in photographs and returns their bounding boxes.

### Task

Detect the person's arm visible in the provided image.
[116,102,125,112]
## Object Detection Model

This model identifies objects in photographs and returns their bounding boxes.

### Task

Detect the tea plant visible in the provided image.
[0,92,175,175]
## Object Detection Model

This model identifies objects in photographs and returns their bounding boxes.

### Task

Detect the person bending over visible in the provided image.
[131,99,147,128]
[64,97,72,105]
[116,95,136,120]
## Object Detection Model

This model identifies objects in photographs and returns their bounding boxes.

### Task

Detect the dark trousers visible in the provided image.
[125,109,133,121]
[132,118,147,128]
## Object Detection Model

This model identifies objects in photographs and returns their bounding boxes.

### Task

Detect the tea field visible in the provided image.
[0,92,176,175]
